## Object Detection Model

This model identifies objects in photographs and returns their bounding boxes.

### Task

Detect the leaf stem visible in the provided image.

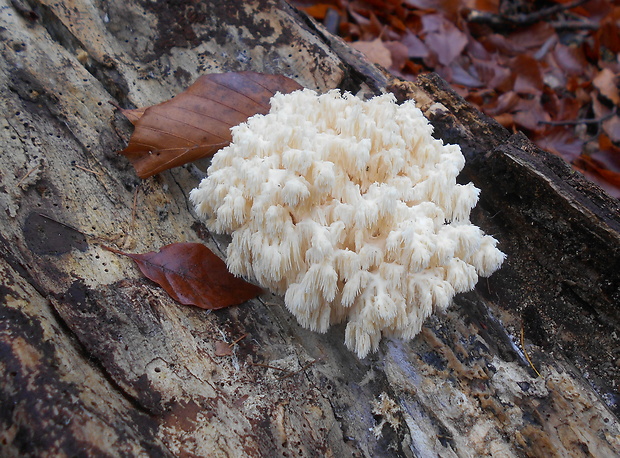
[520,325,542,378]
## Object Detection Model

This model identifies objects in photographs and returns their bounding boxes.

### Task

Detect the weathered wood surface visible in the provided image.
[1,0,619,456]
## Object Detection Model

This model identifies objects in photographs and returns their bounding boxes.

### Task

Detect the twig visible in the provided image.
[99,244,126,256]
[467,0,588,27]
[549,20,599,31]
[229,333,248,347]
[74,163,103,176]
[323,7,340,36]
[520,324,542,378]
[108,100,123,110]
[131,184,140,230]
[16,164,40,188]
[532,35,558,60]
[538,110,616,126]
[278,357,323,380]
[249,362,292,373]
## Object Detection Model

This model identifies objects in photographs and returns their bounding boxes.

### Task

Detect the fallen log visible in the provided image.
[0,0,618,456]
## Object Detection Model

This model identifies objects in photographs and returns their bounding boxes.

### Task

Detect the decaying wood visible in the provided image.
[1,0,619,457]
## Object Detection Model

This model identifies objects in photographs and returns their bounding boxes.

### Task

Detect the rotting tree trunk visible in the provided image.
[1,0,619,456]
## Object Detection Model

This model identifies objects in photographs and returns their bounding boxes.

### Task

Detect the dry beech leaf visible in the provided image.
[552,43,588,76]
[602,115,620,143]
[401,31,429,58]
[447,62,483,88]
[302,3,333,19]
[214,341,234,357]
[383,40,410,70]
[471,57,511,91]
[512,55,544,95]
[119,71,303,178]
[593,68,620,105]
[351,38,393,68]
[103,242,262,310]
[573,155,620,198]
[421,14,467,66]
[534,127,583,161]
[513,98,550,133]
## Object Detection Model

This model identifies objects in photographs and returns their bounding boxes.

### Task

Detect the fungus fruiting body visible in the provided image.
[190,89,505,358]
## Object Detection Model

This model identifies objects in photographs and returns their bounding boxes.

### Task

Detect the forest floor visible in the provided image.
[292,0,620,197]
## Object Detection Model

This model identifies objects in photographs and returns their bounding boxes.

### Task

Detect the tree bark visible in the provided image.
[1,0,619,457]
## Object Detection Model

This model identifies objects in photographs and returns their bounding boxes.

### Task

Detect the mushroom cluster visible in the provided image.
[190,89,505,358]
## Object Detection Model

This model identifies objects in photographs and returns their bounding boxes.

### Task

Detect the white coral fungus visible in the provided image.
[190,89,505,358]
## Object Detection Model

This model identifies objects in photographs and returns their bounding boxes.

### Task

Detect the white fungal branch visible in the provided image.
[190,89,505,358]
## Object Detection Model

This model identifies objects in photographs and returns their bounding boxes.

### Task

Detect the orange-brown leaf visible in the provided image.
[603,115,620,143]
[104,243,262,310]
[351,38,393,68]
[512,55,544,95]
[573,155,620,197]
[214,341,234,356]
[119,72,303,178]
[593,68,620,105]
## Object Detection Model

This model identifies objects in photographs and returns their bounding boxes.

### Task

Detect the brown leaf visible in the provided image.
[351,38,393,68]
[403,0,461,20]
[445,61,483,88]
[598,133,616,151]
[383,40,410,70]
[541,89,581,121]
[481,23,554,56]
[552,43,588,76]
[421,14,468,66]
[602,115,620,143]
[400,31,429,58]
[485,91,520,116]
[592,138,620,171]
[573,155,620,198]
[493,112,514,128]
[471,57,512,91]
[214,341,234,357]
[506,23,556,54]
[103,242,262,310]
[512,96,550,132]
[301,4,332,20]
[598,14,620,54]
[464,0,499,13]
[512,55,544,95]
[534,127,583,162]
[592,96,613,119]
[593,68,620,105]
[119,72,303,178]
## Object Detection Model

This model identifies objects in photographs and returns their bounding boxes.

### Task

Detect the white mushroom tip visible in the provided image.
[191,89,505,358]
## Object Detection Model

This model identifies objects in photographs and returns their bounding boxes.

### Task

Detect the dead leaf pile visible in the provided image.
[293,0,620,196]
